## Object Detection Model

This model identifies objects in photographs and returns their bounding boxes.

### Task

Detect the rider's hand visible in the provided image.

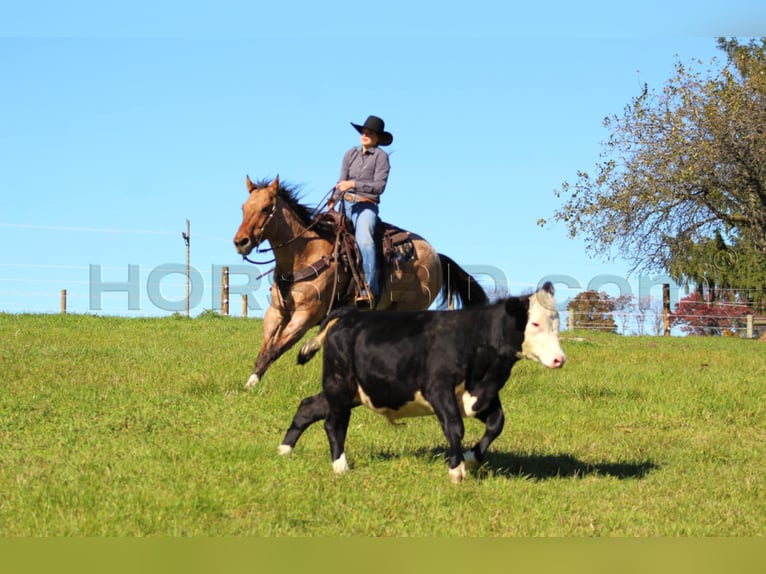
[336,180,355,193]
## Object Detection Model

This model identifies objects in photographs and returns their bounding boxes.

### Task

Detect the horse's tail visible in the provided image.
[437,253,489,308]
[297,308,353,365]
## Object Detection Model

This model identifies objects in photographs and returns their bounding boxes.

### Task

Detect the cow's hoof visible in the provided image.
[277,444,293,456]
[244,373,260,389]
[463,450,479,470]
[449,462,467,483]
[332,453,349,475]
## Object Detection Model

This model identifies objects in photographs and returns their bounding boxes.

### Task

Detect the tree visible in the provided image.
[568,290,617,332]
[668,230,766,311]
[642,295,666,336]
[541,38,766,304]
[630,295,654,335]
[613,294,634,335]
[670,291,751,336]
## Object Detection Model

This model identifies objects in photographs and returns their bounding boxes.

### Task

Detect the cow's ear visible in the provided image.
[504,297,528,326]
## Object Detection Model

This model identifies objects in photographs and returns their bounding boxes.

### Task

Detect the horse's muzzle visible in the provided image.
[234,235,253,255]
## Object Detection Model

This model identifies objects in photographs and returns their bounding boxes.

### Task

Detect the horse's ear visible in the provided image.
[271,175,280,190]
[246,175,255,193]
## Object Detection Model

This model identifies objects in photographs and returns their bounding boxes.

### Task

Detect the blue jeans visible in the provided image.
[342,200,379,300]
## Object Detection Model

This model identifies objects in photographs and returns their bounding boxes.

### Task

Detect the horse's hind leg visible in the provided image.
[278,392,330,454]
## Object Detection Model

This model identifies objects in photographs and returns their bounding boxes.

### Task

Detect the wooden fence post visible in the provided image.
[242,294,248,318]
[60,289,67,315]
[747,314,754,339]
[221,266,229,316]
[663,283,671,336]
[567,305,574,331]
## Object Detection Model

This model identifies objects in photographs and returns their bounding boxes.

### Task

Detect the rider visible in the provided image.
[329,115,393,309]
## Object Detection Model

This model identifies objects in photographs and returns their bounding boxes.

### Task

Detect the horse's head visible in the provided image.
[234,175,280,256]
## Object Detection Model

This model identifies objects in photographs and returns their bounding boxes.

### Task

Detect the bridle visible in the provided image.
[242,201,278,265]
[241,186,335,267]
[236,185,373,316]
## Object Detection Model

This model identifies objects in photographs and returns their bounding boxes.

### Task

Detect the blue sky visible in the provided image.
[1,2,763,317]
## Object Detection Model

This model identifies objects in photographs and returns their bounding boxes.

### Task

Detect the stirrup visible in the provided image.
[354,292,375,310]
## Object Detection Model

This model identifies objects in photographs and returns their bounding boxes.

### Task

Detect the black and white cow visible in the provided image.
[278,282,566,483]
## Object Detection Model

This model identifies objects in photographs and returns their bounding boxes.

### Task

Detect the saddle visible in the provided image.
[382,228,415,271]
[319,209,417,305]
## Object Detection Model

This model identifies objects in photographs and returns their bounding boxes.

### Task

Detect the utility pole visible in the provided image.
[182,219,190,317]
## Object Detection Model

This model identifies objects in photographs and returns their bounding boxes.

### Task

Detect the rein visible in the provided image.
[243,187,335,261]
[242,186,338,279]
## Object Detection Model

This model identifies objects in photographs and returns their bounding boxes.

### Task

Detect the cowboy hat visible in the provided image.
[350,115,393,146]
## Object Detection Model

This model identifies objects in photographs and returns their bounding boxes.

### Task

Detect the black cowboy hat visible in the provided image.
[351,115,393,146]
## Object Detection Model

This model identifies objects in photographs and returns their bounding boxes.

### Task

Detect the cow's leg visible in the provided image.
[430,395,467,483]
[466,397,505,468]
[324,407,352,475]
[278,392,330,455]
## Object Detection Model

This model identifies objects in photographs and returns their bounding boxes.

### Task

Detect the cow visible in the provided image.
[278,282,566,483]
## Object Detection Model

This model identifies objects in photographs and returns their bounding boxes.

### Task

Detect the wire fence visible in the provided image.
[2,261,765,338]
[0,262,272,318]
[566,305,766,338]
[0,220,239,316]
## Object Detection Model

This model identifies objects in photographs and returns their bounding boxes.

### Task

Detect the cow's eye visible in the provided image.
[531,322,541,328]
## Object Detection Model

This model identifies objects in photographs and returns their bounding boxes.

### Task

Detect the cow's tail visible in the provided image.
[437,253,489,308]
[297,311,346,365]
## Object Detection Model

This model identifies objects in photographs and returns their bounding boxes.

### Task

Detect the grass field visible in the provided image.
[1,312,765,536]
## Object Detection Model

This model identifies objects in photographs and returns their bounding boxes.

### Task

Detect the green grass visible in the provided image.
[1,313,764,536]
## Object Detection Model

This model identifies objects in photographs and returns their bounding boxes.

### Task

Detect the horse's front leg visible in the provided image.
[245,304,286,389]
[246,308,318,389]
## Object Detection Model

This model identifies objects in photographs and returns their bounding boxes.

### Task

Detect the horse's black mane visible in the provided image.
[252,178,335,236]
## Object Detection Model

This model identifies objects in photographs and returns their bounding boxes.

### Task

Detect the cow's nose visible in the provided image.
[552,354,566,368]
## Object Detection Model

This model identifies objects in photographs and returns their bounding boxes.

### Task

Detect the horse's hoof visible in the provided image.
[244,373,260,389]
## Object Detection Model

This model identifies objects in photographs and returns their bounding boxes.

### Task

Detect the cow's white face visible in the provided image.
[520,285,566,369]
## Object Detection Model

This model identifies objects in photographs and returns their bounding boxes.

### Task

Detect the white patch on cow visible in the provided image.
[333,453,349,474]
[520,289,567,369]
[449,461,467,483]
[277,444,293,456]
[356,383,485,422]
[356,387,434,423]
[456,383,480,417]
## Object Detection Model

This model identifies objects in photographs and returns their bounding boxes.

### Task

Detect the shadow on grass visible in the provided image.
[482,451,658,481]
[378,448,658,481]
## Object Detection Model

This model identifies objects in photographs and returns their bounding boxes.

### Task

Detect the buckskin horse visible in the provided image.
[233,175,488,389]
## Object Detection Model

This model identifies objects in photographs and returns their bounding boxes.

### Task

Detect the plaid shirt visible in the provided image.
[337,146,390,203]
